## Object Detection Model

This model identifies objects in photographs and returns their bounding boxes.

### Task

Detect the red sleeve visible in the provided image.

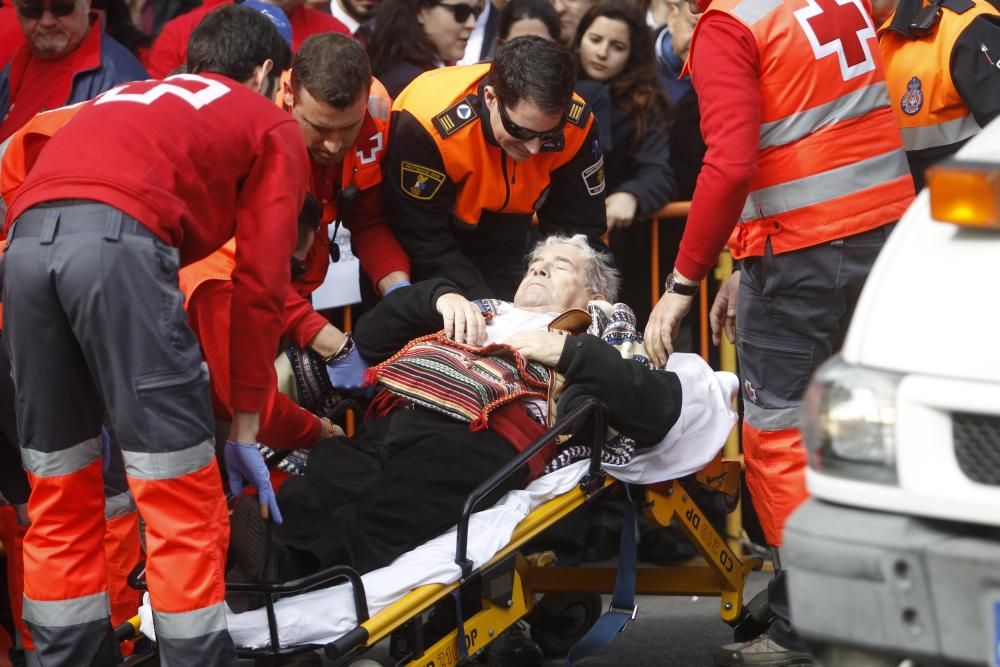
[674,13,761,282]
[142,14,191,78]
[290,7,352,51]
[230,120,310,411]
[344,184,411,288]
[283,285,331,349]
[189,282,322,450]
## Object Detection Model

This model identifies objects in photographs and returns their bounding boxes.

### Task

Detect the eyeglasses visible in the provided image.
[431,1,482,23]
[14,1,77,18]
[495,98,566,142]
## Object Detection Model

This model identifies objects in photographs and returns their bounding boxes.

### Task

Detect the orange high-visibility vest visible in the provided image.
[180,74,393,300]
[391,64,596,227]
[879,0,998,153]
[689,0,915,258]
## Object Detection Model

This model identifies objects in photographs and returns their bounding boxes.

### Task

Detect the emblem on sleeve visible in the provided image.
[401,161,447,200]
[900,77,923,115]
[566,100,588,127]
[582,156,605,196]
[433,95,479,137]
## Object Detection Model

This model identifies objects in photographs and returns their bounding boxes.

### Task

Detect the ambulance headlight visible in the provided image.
[802,357,901,484]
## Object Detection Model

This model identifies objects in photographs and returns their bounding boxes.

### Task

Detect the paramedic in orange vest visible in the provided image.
[384,35,607,302]
[642,0,915,662]
[875,0,1000,190]
[181,34,411,444]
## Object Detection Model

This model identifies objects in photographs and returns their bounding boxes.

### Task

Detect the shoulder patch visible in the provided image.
[432,95,479,138]
[401,161,447,200]
[566,99,590,128]
[582,155,605,197]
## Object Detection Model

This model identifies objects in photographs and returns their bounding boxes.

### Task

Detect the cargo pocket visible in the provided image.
[133,365,214,453]
[737,332,815,408]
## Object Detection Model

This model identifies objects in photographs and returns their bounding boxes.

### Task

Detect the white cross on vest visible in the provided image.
[794,0,878,81]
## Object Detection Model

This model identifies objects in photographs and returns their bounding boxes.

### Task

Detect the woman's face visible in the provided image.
[504,16,555,41]
[577,16,630,82]
[418,1,479,62]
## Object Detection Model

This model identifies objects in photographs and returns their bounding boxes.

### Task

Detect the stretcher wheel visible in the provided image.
[528,593,602,657]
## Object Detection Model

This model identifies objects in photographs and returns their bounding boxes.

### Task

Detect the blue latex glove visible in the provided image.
[384,280,411,295]
[100,426,111,473]
[224,440,283,524]
[326,341,369,390]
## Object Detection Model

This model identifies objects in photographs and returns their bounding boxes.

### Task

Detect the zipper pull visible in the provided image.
[982,43,997,67]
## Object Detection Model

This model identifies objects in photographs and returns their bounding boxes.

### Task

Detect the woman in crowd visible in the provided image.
[496,0,561,44]
[368,0,481,97]
[572,0,674,326]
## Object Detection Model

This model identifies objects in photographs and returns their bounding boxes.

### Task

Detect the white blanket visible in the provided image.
[140,354,738,648]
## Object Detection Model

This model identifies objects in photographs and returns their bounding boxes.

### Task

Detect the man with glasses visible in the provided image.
[0,0,147,141]
[385,35,607,302]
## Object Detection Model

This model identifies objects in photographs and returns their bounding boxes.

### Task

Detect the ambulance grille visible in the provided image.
[953,412,1000,486]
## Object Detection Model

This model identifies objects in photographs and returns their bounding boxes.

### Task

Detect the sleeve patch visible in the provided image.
[566,100,589,127]
[401,161,447,200]
[432,95,479,138]
[582,156,606,197]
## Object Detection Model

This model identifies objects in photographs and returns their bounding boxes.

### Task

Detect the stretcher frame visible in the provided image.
[119,399,761,666]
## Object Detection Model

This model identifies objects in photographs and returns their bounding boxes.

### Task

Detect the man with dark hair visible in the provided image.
[385,35,607,302]
[179,33,410,453]
[0,0,148,141]
[0,5,308,665]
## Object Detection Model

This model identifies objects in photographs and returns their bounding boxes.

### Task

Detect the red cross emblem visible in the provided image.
[794,0,877,81]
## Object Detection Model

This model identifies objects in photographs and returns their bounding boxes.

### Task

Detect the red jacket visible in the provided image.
[142,0,351,78]
[5,74,310,412]
[0,5,23,70]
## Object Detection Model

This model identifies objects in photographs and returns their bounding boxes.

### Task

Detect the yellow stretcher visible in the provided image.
[118,400,762,666]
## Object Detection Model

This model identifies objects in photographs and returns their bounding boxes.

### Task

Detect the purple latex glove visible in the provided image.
[224,440,282,524]
[326,339,369,390]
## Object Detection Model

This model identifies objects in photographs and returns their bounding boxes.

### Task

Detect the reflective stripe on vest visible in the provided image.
[899,113,981,151]
[759,83,891,149]
[740,147,910,222]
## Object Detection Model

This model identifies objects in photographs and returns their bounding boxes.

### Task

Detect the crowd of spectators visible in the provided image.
[0,0,702,330]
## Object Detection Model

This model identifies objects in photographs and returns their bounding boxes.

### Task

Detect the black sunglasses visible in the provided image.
[431,0,482,23]
[14,1,76,18]
[495,98,566,142]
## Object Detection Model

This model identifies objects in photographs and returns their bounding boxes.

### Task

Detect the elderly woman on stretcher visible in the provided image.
[227,233,684,593]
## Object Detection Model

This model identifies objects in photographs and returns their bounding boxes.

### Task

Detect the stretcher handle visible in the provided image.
[455,398,606,577]
[323,626,371,661]
[114,615,142,643]
[227,564,370,623]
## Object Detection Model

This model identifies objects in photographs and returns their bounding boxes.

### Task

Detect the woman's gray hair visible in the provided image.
[529,234,621,302]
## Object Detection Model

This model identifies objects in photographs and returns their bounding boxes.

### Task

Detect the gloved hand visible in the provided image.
[224,440,283,524]
[100,426,112,473]
[326,338,369,390]
[384,280,411,295]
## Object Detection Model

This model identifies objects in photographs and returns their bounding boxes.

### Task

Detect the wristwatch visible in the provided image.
[664,272,699,296]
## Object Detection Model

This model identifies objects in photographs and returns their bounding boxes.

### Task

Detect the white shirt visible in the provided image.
[329,0,361,34]
[457,0,493,65]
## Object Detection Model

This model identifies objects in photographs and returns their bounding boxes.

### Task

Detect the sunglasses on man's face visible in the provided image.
[431,0,482,23]
[14,1,77,18]
[495,98,566,142]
